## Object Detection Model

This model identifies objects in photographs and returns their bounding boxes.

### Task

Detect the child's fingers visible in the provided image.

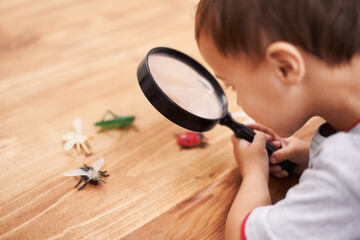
[248,123,285,147]
[252,132,267,148]
[231,132,266,151]
[270,166,289,178]
[239,139,250,148]
[270,146,294,164]
[274,170,289,178]
[231,135,250,148]
[246,122,268,132]
[247,123,278,139]
[270,165,282,173]
[270,139,282,148]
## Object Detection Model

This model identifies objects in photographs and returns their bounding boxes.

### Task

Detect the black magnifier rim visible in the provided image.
[137,47,228,132]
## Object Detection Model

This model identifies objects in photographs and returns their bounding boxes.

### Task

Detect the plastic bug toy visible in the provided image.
[95,110,137,133]
[63,158,109,191]
[176,131,208,149]
[63,117,94,155]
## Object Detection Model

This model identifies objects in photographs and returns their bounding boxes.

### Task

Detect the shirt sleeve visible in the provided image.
[240,212,252,240]
[243,132,360,240]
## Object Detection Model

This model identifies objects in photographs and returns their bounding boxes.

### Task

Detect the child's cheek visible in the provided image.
[236,94,242,107]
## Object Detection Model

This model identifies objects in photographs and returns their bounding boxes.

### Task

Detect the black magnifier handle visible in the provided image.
[219,113,296,174]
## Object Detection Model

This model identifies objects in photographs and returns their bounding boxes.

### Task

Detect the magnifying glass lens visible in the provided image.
[148,53,224,119]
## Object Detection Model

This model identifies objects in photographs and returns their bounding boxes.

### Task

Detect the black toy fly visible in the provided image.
[63,158,109,190]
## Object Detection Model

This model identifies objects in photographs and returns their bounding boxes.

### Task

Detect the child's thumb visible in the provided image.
[253,132,267,148]
[270,147,292,164]
[232,135,250,148]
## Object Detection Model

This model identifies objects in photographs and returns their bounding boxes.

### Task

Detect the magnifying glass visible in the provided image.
[137,47,296,174]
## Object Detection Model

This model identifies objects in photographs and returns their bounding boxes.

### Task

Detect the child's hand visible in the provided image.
[247,123,310,178]
[231,132,269,179]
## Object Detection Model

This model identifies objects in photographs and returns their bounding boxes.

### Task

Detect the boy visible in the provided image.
[195,0,360,239]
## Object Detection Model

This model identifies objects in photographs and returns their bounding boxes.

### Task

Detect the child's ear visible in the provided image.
[265,42,305,86]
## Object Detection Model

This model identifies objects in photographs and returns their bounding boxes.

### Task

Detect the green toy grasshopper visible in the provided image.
[95,110,137,133]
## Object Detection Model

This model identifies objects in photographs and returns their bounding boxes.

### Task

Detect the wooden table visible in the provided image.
[0,1,323,239]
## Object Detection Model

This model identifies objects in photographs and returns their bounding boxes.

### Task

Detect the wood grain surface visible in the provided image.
[0,1,323,239]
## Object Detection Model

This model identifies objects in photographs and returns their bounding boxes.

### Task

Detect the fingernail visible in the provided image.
[239,139,251,147]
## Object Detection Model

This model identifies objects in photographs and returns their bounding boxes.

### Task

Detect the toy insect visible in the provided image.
[95,110,137,133]
[63,117,94,155]
[176,131,208,149]
[63,158,109,191]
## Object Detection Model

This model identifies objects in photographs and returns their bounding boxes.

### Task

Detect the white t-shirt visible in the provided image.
[243,121,360,240]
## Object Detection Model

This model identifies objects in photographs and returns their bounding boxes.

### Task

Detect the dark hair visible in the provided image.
[195,0,360,65]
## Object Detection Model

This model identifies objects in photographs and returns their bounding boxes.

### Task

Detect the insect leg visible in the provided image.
[98,170,110,177]
[125,119,138,132]
[102,110,118,120]
[99,179,106,184]
[87,139,95,149]
[132,124,139,132]
[76,142,81,154]
[80,142,90,154]
[78,180,88,191]
[74,178,84,188]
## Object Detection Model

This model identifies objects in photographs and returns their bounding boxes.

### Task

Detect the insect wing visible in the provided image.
[73,117,82,133]
[64,138,76,151]
[63,168,88,176]
[92,157,104,173]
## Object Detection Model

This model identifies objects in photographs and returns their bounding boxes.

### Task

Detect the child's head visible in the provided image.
[195,0,360,136]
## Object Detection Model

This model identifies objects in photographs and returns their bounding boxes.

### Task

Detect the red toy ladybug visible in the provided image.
[176,131,208,149]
